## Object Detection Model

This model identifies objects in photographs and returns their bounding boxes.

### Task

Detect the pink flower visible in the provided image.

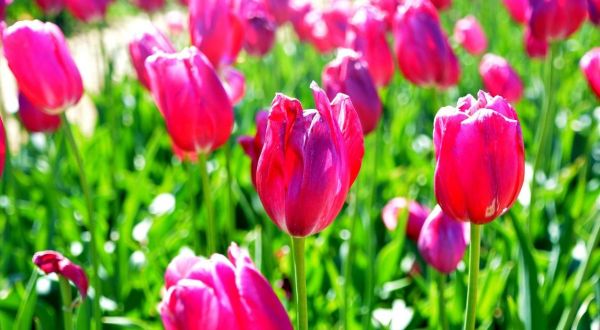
[454,15,487,56]
[241,0,276,56]
[430,0,451,10]
[18,93,62,133]
[35,0,63,15]
[580,48,600,100]
[64,0,111,22]
[590,0,600,26]
[502,0,529,24]
[528,0,587,42]
[32,251,89,299]
[381,197,430,241]
[128,25,176,90]
[479,54,524,103]
[524,28,548,59]
[220,66,246,105]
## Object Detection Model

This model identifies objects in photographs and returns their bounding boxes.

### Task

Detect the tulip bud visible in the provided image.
[322,49,382,134]
[528,0,587,42]
[381,197,429,241]
[256,82,364,237]
[35,0,63,15]
[580,48,600,100]
[502,0,529,24]
[454,15,487,56]
[18,93,62,133]
[132,0,165,13]
[238,111,268,188]
[348,5,394,87]
[524,28,548,59]
[64,0,111,22]
[589,0,600,26]
[160,243,293,330]
[145,47,234,154]
[430,0,451,11]
[0,116,5,178]
[242,2,276,57]
[32,251,89,299]
[3,20,83,114]
[417,205,469,274]
[393,0,460,89]
[479,54,524,103]
[129,26,176,90]
[433,91,525,224]
[220,66,246,105]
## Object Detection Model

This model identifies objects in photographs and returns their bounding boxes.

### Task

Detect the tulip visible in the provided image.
[64,0,111,22]
[454,15,487,56]
[18,93,62,133]
[298,4,352,53]
[417,205,469,274]
[528,0,587,42]
[220,66,246,105]
[145,47,234,154]
[524,28,548,59]
[0,0,11,21]
[368,0,400,28]
[322,49,382,134]
[256,82,364,237]
[589,0,600,26]
[2,20,83,114]
[160,244,293,330]
[35,0,63,15]
[241,1,276,56]
[189,0,244,68]
[179,0,188,5]
[238,111,268,188]
[502,0,529,24]
[580,48,600,99]
[132,0,165,13]
[264,0,290,24]
[319,4,352,51]
[393,0,460,89]
[433,91,525,224]
[32,251,89,298]
[381,197,429,241]
[479,54,524,103]
[0,116,5,178]
[128,26,176,90]
[289,0,313,42]
[348,5,394,87]
[430,0,451,10]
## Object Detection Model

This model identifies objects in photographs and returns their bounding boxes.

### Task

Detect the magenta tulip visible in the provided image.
[128,26,176,90]
[430,0,451,10]
[479,54,524,103]
[289,0,313,42]
[256,82,364,237]
[417,205,469,274]
[581,48,600,99]
[348,5,394,87]
[369,0,400,28]
[160,244,293,330]
[18,93,61,133]
[35,0,63,15]
[3,20,83,114]
[322,49,382,134]
[132,0,165,13]
[64,0,111,22]
[0,116,5,178]
[220,66,246,105]
[589,0,600,25]
[433,91,525,224]
[393,0,460,89]
[145,47,234,154]
[241,1,276,56]
[524,28,548,59]
[528,0,587,41]
[33,251,89,298]
[238,111,268,188]
[454,15,487,56]
[264,0,290,24]
[502,0,529,24]
[381,197,430,241]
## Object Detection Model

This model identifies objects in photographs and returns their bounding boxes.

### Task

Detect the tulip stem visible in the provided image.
[188,162,201,253]
[61,113,102,330]
[224,142,235,240]
[464,224,481,330]
[291,236,308,330]
[199,154,216,254]
[59,277,73,330]
[436,271,449,330]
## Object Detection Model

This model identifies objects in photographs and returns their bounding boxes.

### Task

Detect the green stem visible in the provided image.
[464,224,481,330]
[437,271,449,330]
[198,154,216,254]
[224,142,234,240]
[342,188,359,329]
[291,236,308,330]
[59,277,73,330]
[14,270,38,330]
[61,113,102,330]
[188,162,201,253]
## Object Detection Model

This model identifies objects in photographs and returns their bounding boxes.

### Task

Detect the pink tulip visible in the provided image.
[434,91,525,224]
[299,3,353,53]
[322,49,382,134]
[145,47,234,154]
[479,54,524,103]
[528,0,587,41]
[160,244,293,330]
[348,5,394,87]
[580,48,600,99]
[220,66,246,105]
[264,0,290,24]
[128,26,176,90]
[64,0,111,22]
[238,111,268,188]
[35,0,63,15]
[289,0,313,42]
[417,205,469,274]
[524,28,548,59]
[256,82,364,237]
[241,0,276,56]
[0,116,5,178]
[502,0,529,24]
[132,0,165,13]
[589,0,600,25]
[368,0,400,28]
[430,0,451,10]
[393,0,460,89]
[454,15,487,55]
[381,197,430,241]
[33,251,89,298]
[3,20,83,114]
[18,93,62,133]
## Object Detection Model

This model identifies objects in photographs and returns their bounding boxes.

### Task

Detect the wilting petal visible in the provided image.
[32,251,89,298]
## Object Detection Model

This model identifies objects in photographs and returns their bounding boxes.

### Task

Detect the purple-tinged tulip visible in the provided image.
[502,0,529,24]
[434,91,525,224]
[33,251,89,298]
[256,82,364,237]
[430,0,451,10]
[528,0,587,42]
[393,0,460,89]
[524,28,548,59]
[160,243,293,330]
[381,197,430,241]
[580,48,600,99]
[589,0,600,25]
[479,54,523,103]
[64,0,111,22]
[0,116,5,178]
[348,5,394,87]
[145,47,234,154]
[454,15,487,55]
[241,1,276,56]
[35,0,63,15]
[239,111,268,188]
[18,93,61,133]
[418,205,469,274]
[220,67,246,105]
[132,0,165,13]
[264,0,290,24]
[322,49,382,134]
[128,26,176,90]
[3,20,83,114]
